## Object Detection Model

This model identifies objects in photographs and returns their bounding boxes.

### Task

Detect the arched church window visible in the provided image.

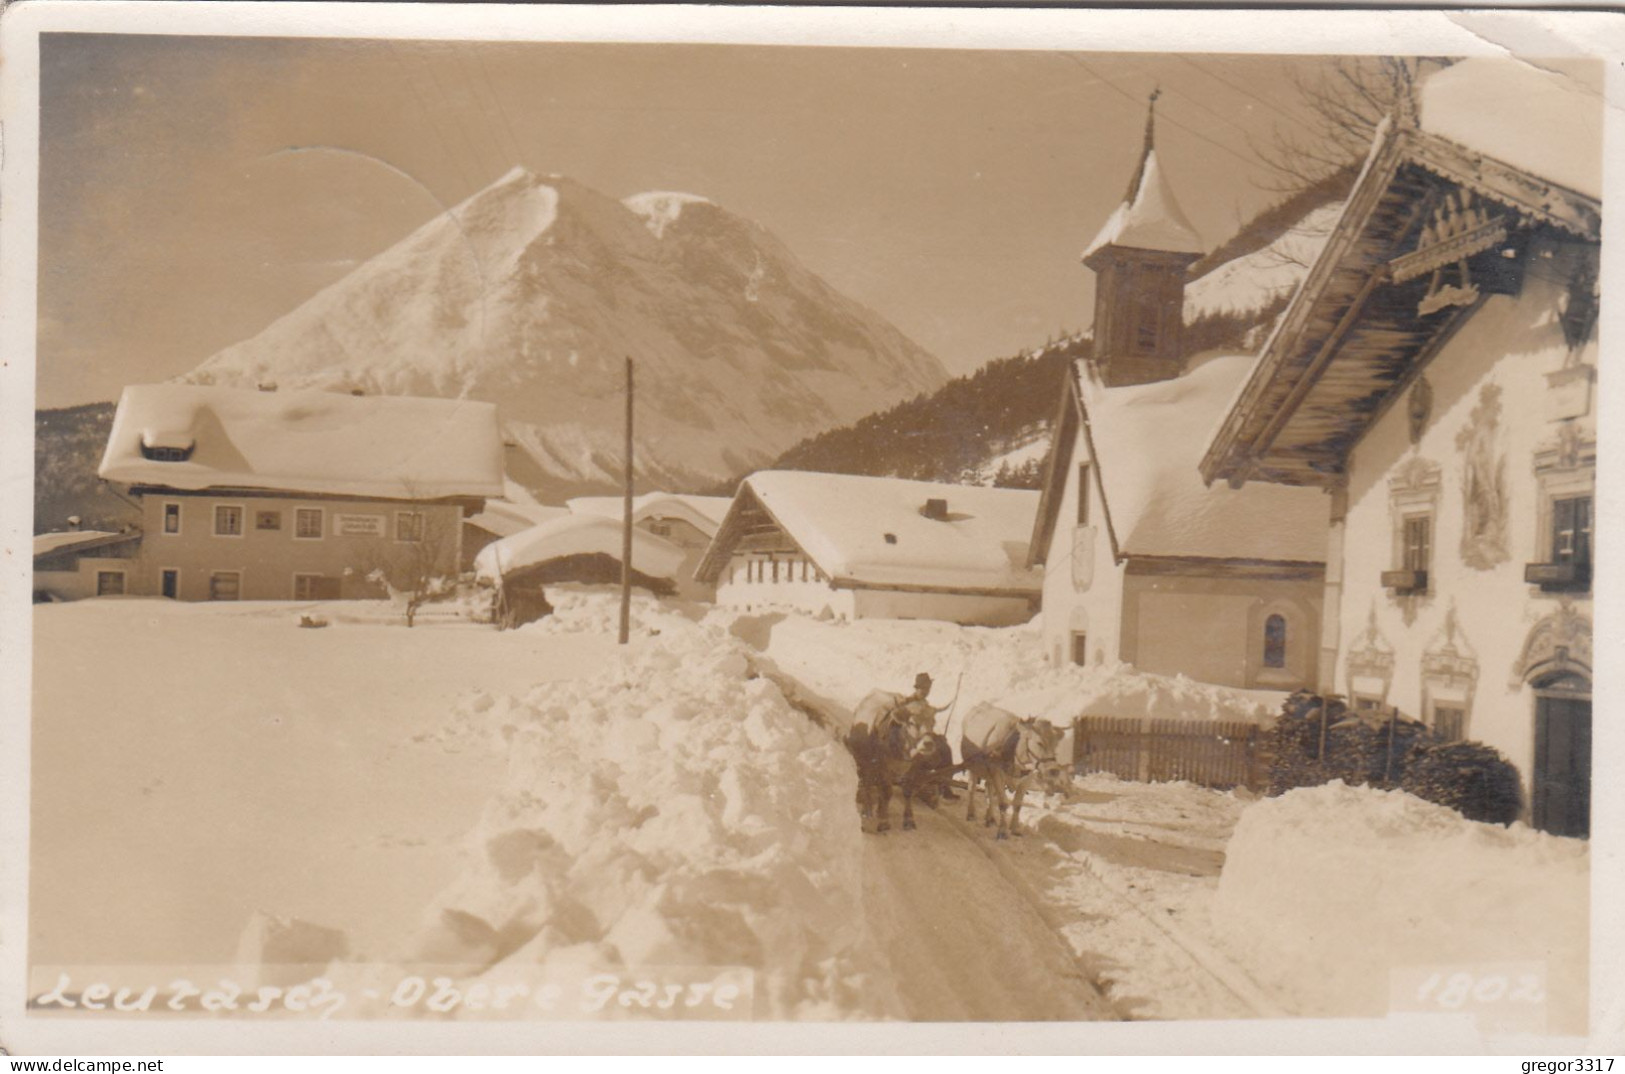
[1263,614,1288,669]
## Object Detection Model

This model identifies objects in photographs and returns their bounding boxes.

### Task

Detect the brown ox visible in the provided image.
[844,690,956,834]
[960,702,1066,839]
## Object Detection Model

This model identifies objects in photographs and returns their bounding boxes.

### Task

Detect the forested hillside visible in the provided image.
[746,175,1348,491]
[34,402,139,534]
[754,335,1091,491]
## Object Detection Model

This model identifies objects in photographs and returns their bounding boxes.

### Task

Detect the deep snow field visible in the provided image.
[29,589,1589,1034]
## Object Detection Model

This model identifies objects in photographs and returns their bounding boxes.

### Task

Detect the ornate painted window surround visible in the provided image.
[1421,605,1479,741]
[1530,422,1596,596]
[1385,456,1442,598]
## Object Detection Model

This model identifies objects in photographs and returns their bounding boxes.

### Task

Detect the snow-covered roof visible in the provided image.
[1081,355,1328,561]
[1081,146,1203,263]
[568,492,732,535]
[474,514,687,584]
[701,471,1042,594]
[465,500,570,538]
[99,385,506,501]
[33,530,132,558]
[1419,58,1601,200]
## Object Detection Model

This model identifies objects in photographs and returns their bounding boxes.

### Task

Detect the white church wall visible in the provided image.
[1040,422,1126,668]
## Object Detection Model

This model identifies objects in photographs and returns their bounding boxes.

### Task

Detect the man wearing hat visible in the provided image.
[906,672,958,800]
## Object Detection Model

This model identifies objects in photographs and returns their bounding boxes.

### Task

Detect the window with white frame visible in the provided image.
[255,509,282,532]
[163,502,182,535]
[1401,514,1433,575]
[1386,457,1440,594]
[1550,495,1593,567]
[1530,429,1595,592]
[209,571,241,601]
[295,508,325,540]
[214,505,244,537]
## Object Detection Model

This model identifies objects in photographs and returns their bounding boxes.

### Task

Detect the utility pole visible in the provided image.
[619,357,634,646]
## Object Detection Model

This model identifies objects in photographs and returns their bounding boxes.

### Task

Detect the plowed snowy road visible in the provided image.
[861,805,1116,1021]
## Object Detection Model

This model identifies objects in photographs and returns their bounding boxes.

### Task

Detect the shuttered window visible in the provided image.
[1402,516,1431,573]
[1552,495,1592,566]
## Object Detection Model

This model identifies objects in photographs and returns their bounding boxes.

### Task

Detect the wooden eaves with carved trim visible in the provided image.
[1200,117,1601,490]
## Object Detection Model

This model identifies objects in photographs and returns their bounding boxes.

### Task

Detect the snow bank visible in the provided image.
[515,584,702,638]
[1212,782,1587,1032]
[760,615,1277,736]
[408,613,900,1018]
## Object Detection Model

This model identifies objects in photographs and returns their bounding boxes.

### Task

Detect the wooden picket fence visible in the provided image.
[1072,715,1266,791]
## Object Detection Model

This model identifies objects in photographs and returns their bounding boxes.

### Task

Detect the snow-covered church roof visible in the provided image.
[698,471,1042,594]
[99,384,506,501]
[1076,355,1328,562]
[1081,99,1204,264]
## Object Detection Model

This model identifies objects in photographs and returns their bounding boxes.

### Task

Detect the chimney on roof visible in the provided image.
[67,515,82,531]
[920,498,949,521]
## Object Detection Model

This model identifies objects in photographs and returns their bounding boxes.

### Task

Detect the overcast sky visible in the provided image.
[38,34,1340,408]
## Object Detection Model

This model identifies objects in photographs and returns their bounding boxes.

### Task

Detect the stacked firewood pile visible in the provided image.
[1399,739,1524,825]
[1262,690,1521,824]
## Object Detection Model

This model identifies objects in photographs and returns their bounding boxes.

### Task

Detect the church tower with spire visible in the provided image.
[1081,91,1204,387]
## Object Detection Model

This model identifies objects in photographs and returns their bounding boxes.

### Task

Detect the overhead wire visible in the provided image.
[1060,53,1263,173]
[417,47,503,185]
[385,40,483,195]
[459,46,530,174]
[478,50,530,170]
[1176,55,1321,133]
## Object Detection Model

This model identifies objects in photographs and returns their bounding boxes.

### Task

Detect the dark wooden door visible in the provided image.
[161,569,178,599]
[1533,694,1591,838]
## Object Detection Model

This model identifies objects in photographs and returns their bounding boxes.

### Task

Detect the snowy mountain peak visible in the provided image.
[181,170,947,500]
[623,190,714,239]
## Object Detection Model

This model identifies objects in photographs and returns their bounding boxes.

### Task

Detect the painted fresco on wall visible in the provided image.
[1456,382,1510,571]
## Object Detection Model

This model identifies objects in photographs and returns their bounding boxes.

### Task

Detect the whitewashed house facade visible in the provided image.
[1201,60,1601,836]
[98,385,505,601]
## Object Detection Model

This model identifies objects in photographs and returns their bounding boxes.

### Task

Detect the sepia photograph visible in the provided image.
[1,2,1619,1056]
